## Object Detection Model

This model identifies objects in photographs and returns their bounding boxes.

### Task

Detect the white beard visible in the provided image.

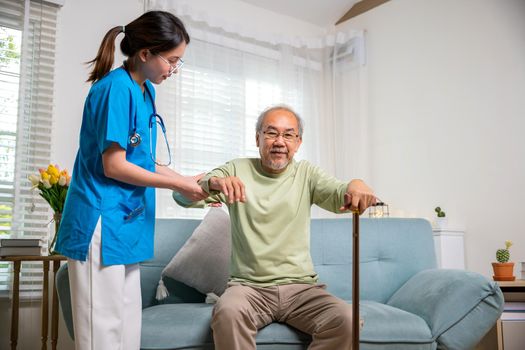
[265,158,289,171]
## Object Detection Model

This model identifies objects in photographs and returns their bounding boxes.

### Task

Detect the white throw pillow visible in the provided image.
[156,208,231,300]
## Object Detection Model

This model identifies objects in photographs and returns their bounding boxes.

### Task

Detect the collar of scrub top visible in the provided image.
[123,64,172,166]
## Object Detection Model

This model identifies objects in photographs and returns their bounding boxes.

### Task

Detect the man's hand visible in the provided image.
[209,176,246,204]
[339,179,377,214]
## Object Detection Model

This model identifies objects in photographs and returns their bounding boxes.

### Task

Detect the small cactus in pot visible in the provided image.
[492,240,515,281]
[496,240,512,263]
[434,207,446,217]
[433,206,447,229]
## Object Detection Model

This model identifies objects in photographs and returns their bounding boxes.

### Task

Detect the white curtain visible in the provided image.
[147,0,367,218]
[324,36,369,182]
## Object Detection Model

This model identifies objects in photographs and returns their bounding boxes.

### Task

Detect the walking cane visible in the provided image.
[352,209,360,350]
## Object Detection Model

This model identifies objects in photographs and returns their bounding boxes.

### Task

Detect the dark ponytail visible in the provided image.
[86,11,190,83]
[86,26,123,83]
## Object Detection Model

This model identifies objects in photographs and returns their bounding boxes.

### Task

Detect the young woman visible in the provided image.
[55,11,206,350]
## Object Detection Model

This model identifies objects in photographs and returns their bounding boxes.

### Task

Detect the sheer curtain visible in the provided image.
[147,0,367,218]
[322,35,369,182]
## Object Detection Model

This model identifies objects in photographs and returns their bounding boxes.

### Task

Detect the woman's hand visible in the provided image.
[209,176,246,204]
[177,176,209,202]
[192,173,205,182]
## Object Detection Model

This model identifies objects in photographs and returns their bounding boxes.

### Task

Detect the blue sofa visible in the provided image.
[56,218,503,349]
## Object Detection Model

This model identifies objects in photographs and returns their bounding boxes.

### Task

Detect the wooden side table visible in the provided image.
[498,279,525,294]
[496,279,525,350]
[0,255,67,350]
[475,279,525,350]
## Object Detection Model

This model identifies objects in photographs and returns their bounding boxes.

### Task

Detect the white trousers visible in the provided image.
[67,218,142,350]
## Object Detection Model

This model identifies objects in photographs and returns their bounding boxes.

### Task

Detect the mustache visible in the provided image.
[270,147,288,153]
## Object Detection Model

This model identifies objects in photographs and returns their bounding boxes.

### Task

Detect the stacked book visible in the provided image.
[0,238,42,256]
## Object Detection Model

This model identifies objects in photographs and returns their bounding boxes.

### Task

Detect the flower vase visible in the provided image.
[49,212,61,255]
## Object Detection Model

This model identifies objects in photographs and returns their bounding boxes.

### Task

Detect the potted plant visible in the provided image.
[492,240,515,281]
[433,206,447,229]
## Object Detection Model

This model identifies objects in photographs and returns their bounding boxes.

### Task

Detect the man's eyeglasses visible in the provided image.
[262,130,299,142]
[156,53,184,74]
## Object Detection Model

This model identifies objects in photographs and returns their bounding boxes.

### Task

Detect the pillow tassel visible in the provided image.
[205,292,220,304]
[156,278,169,301]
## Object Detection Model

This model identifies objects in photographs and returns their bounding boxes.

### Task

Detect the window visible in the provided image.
[155,39,308,218]
[0,26,21,235]
[0,0,59,298]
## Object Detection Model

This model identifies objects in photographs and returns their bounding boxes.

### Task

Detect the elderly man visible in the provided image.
[174,105,376,350]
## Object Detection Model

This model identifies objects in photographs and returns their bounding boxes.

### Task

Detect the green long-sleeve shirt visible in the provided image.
[174,158,348,286]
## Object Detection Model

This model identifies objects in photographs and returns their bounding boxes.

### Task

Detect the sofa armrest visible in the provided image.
[387,269,504,348]
[56,263,74,340]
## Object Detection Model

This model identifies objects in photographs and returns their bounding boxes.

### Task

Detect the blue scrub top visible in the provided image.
[55,67,157,265]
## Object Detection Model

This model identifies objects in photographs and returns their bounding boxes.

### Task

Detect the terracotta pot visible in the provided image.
[492,262,515,281]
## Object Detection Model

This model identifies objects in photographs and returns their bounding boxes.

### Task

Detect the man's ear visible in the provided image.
[255,132,260,148]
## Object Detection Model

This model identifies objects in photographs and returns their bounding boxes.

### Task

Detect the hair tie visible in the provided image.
[122,25,125,34]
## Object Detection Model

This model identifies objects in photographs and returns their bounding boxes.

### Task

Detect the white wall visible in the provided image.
[337,0,525,277]
[53,0,145,167]
[52,0,325,168]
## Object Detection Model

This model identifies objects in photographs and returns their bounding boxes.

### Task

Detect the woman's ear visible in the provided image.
[138,49,149,63]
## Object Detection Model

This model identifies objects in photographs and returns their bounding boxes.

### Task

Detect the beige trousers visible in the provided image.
[211,283,353,350]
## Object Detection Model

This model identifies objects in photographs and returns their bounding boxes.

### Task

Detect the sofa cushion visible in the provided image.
[159,208,231,296]
[359,301,433,345]
[140,301,435,350]
[141,304,214,349]
[141,303,310,350]
[386,269,504,349]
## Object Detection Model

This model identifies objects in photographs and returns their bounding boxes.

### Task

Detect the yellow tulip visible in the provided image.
[30,163,70,215]
[49,175,59,185]
[47,164,59,178]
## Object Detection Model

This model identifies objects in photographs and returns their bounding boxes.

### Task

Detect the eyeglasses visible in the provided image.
[262,130,299,142]
[156,53,184,74]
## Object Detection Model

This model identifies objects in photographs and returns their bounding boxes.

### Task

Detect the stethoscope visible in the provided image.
[125,65,172,166]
